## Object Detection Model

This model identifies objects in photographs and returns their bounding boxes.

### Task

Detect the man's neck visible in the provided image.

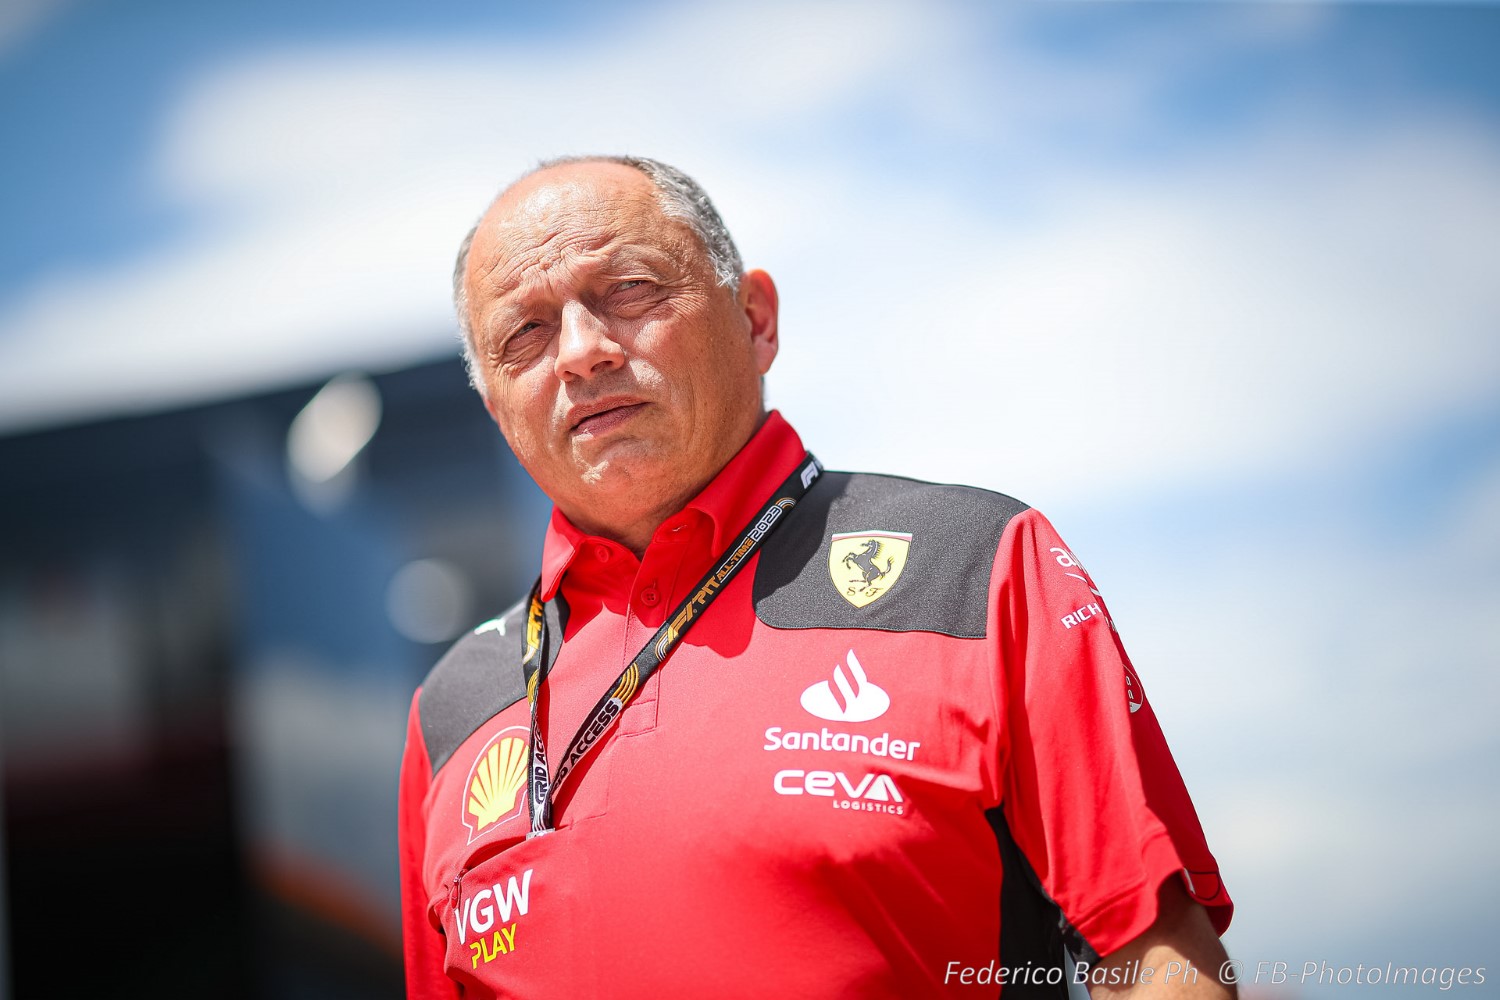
[559,410,769,558]
[562,486,699,559]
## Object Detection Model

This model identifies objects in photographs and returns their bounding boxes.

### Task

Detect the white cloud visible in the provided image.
[4,1,1496,509]
[775,114,1500,505]
[0,0,966,430]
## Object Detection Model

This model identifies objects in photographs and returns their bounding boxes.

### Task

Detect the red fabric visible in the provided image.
[993,510,1233,954]
[397,411,1230,998]
[398,692,460,1000]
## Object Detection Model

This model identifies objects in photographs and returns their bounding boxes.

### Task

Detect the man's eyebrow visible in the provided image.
[594,246,674,273]
[477,238,684,325]
[477,291,534,340]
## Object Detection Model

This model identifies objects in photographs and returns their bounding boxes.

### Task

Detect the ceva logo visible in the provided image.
[800,649,890,723]
[772,769,907,816]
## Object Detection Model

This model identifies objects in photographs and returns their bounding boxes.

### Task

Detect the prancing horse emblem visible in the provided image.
[845,540,891,583]
[828,531,912,609]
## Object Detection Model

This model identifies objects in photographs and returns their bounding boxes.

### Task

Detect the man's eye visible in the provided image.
[499,321,545,361]
[615,280,649,293]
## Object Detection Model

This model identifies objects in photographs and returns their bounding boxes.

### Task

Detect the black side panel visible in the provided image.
[753,472,1029,637]
[418,594,568,776]
[988,806,1080,999]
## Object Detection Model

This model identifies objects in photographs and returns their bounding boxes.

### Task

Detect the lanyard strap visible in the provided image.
[520,452,823,836]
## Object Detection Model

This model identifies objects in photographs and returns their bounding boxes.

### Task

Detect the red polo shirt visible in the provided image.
[398,411,1231,998]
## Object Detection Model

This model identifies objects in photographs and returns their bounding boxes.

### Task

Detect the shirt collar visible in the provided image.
[538,410,806,600]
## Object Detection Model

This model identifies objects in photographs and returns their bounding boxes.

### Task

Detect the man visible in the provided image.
[398,155,1235,999]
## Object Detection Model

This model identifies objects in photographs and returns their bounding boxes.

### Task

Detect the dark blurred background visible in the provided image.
[0,359,547,997]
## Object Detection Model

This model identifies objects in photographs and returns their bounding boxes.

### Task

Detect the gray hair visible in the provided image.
[453,155,744,394]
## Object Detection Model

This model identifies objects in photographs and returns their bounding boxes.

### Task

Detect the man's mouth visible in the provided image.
[568,400,647,436]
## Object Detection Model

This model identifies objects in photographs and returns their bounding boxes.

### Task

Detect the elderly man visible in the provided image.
[398,156,1235,999]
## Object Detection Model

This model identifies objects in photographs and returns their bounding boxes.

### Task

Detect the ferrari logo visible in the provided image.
[828,531,912,608]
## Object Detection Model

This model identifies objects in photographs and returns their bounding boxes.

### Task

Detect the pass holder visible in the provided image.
[516,452,824,835]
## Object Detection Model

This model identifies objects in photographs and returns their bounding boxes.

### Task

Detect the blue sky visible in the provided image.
[4,0,1499,989]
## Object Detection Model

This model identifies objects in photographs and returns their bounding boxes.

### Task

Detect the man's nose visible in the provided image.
[554,301,625,381]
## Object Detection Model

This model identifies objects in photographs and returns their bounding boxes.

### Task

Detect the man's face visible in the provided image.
[462,162,777,537]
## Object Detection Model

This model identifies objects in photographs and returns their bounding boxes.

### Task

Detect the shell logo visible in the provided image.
[461,726,529,843]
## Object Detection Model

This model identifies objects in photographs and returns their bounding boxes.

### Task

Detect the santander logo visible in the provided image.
[800,649,890,723]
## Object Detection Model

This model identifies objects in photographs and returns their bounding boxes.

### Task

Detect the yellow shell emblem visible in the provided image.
[462,728,529,841]
[828,531,912,608]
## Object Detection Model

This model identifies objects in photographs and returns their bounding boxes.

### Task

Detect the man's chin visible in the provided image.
[571,441,675,490]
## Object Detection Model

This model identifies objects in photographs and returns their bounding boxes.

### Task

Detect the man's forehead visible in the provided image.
[489,161,661,234]
[469,162,686,293]
[498,159,657,212]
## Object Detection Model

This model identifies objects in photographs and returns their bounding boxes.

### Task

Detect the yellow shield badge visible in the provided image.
[461,726,530,843]
[828,531,912,608]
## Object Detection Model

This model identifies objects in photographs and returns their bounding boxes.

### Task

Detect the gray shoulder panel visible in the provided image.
[418,594,567,776]
[752,472,1028,638]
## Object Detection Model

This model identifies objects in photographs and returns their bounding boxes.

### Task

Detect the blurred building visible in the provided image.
[0,357,547,998]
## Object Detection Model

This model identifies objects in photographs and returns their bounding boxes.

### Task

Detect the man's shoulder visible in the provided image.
[414,596,537,776]
[752,469,1030,639]
[817,468,1030,511]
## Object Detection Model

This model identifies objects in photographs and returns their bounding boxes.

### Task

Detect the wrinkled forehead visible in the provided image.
[466,164,696,302]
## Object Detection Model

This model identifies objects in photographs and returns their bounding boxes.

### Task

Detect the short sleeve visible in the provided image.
[398,690,461,999]
[993,508,1232,962]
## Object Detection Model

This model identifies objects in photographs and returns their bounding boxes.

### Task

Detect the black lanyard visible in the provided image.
[519,452,823,836]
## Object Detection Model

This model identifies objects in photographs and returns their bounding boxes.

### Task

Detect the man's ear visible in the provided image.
[474,368,505,429]
[481,389,501,426]
[740,269,780,376]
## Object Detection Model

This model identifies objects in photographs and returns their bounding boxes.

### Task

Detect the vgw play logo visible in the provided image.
[455,868,533,970]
